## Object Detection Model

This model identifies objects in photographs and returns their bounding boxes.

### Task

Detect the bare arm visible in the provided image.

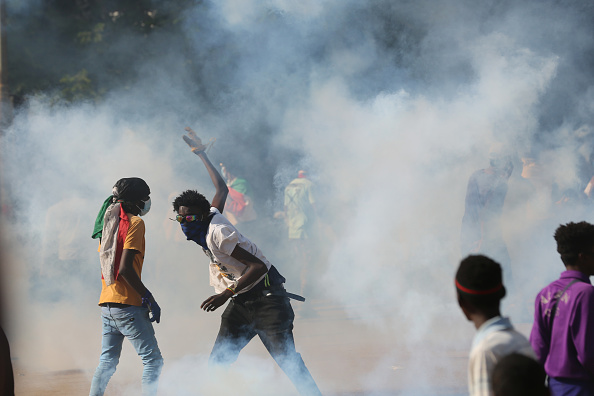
[183,127,229,212]
[200,245,268,312]
[228,245,268,292]
[194,151,228,213]
[118,249,149,297]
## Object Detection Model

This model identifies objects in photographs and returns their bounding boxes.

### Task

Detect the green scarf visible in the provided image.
[92,195,114,239]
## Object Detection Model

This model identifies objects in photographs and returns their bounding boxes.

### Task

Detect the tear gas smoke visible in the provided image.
[2,0,594,395]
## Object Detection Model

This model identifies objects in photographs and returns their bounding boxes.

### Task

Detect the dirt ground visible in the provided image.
[10,297,476,396]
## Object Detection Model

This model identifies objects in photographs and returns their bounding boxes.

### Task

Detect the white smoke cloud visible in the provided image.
[3,0,594,395]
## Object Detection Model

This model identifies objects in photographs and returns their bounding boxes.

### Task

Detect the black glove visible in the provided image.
[142,290,161,323]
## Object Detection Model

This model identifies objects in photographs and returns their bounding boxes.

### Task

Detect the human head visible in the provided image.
[113,177,151,216]
[554,221,594,270]
[455,255,506,316]
[220,163,233,182]
[172,190,211,218]
[488,143,512,170]
[492,353,549,396]
[298,170,307,178]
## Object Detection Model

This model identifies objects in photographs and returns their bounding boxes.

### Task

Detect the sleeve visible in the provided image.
[212,225,240,256]
[529,292,549,364]
[124,217,145,252]
[468,346,494,396]
[571,289,594,374]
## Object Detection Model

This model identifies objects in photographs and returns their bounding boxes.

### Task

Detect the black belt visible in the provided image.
[100,302,132,308]
[261,284,306,302]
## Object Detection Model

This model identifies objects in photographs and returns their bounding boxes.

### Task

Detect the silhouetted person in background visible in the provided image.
[530,221,594,396]
[89,178,163,396]
[173,128,322,396]
[461,145,513,286]
[284,170,316,294]
[220,162,258,233]
[456,254,535,396]
[492,353,549,396]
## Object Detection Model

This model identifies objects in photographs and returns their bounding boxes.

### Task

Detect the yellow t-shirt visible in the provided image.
[98,215,145,306]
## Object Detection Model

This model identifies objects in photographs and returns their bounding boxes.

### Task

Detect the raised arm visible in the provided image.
[183,127,228,212]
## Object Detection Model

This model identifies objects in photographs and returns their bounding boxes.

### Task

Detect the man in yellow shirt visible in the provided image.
[90,177,163,396]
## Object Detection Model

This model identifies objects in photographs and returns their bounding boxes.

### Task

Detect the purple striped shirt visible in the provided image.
[530,270,594,380]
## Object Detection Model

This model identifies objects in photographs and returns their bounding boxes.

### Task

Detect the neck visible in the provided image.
[471,309,501,330]
[565,264,590,276]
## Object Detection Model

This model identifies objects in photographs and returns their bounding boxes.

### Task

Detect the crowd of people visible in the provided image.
[458,140,594,395]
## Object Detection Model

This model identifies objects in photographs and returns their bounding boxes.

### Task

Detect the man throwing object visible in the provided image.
[173,127,322,396]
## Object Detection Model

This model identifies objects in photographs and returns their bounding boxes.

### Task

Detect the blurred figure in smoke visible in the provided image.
[456,254,536,396]
[37,193,96,302]
[283,170,316,295]
[173,127,322,396]
[530,221,594,396]
[89,178,163,396]
[520,152,557,222]
[461,144,514,286]
[491,353,549,396]
[219,162,258,233]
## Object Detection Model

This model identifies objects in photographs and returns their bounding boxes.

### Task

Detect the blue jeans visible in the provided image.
[89,305,163,396]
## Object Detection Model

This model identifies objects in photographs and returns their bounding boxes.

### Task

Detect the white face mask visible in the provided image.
[138,197,151,216]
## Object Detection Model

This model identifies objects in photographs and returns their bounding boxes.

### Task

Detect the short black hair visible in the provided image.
[456,255,506,310]
[172,190,211,214]
[492,353,548,396]
[554,222,594,266]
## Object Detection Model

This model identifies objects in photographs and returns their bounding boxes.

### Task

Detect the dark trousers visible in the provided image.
[210,293,322,396]
[549,377,594,396]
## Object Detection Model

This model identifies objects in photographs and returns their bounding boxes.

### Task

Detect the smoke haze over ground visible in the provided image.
[3,0,594,394]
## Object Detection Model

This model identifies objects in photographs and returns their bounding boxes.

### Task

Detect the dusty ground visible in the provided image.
[11,298,475,396]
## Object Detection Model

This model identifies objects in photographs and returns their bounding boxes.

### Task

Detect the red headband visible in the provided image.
[455,279,503,295]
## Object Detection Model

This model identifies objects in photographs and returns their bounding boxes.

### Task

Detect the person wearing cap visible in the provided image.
[172,128,322,396]
[456,254,535,396]
[461,144,514,287]
[530,221,594,395]
[89,177,163,396]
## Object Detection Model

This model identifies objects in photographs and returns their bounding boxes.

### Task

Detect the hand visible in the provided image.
[142,291,162,323]
[200,290,233,312]
[183,127,209,153]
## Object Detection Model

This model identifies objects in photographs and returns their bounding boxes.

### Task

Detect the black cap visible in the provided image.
[112,177,150,202]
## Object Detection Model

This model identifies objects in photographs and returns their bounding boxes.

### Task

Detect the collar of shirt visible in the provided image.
[472,316,512,349]
[559,270,591,283]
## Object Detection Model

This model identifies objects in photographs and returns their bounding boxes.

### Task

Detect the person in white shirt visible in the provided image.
[172,128,322,396]
[456,254,537,396]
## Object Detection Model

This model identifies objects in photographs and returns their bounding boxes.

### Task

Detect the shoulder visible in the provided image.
[573,282,594,302]
[128,215,144,229]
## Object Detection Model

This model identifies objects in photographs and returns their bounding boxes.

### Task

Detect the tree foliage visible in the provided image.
[6,0,199,104]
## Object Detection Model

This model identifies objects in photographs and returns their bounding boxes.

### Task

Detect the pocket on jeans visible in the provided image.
[115,310,143,338]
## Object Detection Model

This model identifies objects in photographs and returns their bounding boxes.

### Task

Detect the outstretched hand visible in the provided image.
[183,127,209,153]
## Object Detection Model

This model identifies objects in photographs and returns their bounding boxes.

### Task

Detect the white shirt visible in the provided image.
[468,316,536,396]
[205,208,272,294]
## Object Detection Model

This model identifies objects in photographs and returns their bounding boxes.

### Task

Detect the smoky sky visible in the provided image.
[2,0,594,394]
